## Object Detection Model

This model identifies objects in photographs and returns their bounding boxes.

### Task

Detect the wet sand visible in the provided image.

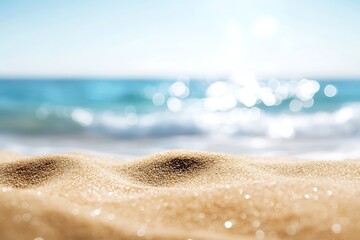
[1,150,360,240]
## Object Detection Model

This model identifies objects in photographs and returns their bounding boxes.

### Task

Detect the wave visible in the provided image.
[1,78,360,139]
[1,103,359,139]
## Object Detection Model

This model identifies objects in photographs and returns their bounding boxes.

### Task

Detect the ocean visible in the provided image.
[0,77,359,159]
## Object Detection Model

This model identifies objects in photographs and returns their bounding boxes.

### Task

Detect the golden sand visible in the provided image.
[0,150,360,240]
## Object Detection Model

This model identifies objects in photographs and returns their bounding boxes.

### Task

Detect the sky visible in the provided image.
[0,0,359,78]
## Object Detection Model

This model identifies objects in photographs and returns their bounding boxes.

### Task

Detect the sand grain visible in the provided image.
[1,150,360,240]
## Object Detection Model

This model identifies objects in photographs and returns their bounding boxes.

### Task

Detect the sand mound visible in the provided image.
[1,150,360,240]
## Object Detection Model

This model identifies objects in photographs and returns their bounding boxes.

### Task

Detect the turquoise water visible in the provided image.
[0,77,359,159]
[0,78,359,136]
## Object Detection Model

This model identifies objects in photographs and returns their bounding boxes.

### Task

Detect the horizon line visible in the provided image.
[0,74,360,81]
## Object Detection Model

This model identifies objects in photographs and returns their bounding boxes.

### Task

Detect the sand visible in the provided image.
[0,150,360,240]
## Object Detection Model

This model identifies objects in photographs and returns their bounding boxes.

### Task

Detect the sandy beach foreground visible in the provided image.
[0,150,360,240]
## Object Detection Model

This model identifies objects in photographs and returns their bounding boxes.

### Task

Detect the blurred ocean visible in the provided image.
[0,78,359,159]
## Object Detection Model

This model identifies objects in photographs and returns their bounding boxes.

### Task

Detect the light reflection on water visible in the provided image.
[0,77,358,141]
[0,77,359,159]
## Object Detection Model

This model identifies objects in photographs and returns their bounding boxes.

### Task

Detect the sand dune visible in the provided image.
[1,150,360,240]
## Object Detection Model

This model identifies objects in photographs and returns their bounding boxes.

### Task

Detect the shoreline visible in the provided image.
[2,134,360,160]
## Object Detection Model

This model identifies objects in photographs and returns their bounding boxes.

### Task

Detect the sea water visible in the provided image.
[0,77,359,159]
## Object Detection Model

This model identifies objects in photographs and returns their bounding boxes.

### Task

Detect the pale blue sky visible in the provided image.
[0,0,359,77]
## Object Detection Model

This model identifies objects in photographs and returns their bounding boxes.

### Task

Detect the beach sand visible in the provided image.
[0,150,360,240]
